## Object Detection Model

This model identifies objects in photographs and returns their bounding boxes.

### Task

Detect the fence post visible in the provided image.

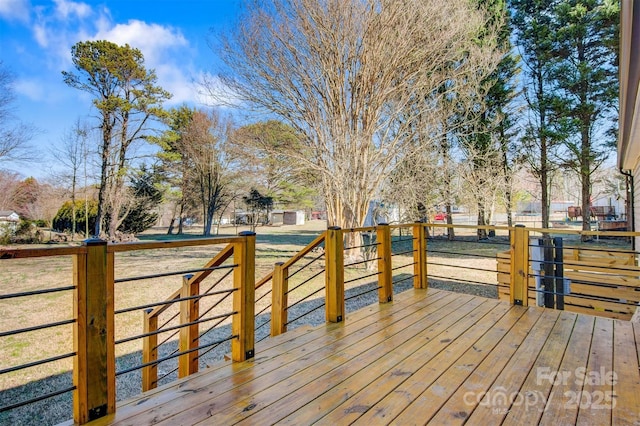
[325,226,345,322]
[413,223,428,289]
[510,225,529,306]
[142,309,158,391]
[232,232,256,361]
[553,237,564,310]
[271,262,288,336]
[179,274,199,378]
[73,239,114,424]
[377,224,393,302]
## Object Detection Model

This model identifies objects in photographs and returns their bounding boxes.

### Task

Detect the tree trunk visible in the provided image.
[477,203,488,239]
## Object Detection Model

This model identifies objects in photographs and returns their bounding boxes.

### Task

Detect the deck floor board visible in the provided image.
[87,288,640,426]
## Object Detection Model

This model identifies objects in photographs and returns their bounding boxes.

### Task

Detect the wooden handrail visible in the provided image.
[107,236,242,252]
[0,245,86,258]
[255,232,326,290]
[281,232,326,269]
[142,242,236,391]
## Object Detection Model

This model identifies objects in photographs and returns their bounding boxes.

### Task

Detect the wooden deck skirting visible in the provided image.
[83,288,640,426]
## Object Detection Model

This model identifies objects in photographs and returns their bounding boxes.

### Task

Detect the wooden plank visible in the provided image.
[612,320,640,424]
[351,304,528,425]
[510,226,530,306]
[281,232,326,270]
[97,289,454,425]
[325,226,345,323]
[187,243,234,287]
[73,239,113,424]
[538,314,595,425]
[164,294,478,425]
[270,262,288,336]
[107,236,240,253]
[377,224,393,302]
[501,311,578,425]
[271,300,504,425]
[178,274,199,377]
[141,310,158,391]
[232,232,255,362]
[313,301,512,425]
[575,317,614,425]
[0,245,85,258]
[562,304,632,321]
[422,308,557,425]
[566,271,640,289]
[563,296,636,315]
[413,223,428,289]
[569,283,640,302]
[563,259,640,276]
[99,290,443,423]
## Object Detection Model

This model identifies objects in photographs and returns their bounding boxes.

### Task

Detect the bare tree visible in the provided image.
[0,61,34,165]
[51,119,91,239]
[182,110,233,236]
[207,0,503,233]
[0,170,21,210]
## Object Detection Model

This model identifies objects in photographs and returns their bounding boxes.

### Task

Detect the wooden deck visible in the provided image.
[89,288,640,425]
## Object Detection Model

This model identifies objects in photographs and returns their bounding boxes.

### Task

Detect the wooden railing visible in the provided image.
[141,243,235,391]
[0,232,255,425]
[1,222,638,424]
[265,223,429,337]
[497,226,639,320]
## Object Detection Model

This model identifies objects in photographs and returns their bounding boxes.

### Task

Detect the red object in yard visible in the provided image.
[434,213,447,221]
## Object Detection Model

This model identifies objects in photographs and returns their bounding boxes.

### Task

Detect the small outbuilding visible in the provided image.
[0,211,19,232]
[283,210,305,226]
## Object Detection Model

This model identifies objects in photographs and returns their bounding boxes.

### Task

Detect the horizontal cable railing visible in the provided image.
[420,223,508,297]
[268,232,327,337]
[2,221,639,425]
[0,251,79,421]
[0,233,255,425]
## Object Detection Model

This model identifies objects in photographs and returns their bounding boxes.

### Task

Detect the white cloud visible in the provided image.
[94,20,188,65]
[21,2,201,105]
[0,0,30,23]
[0,0,29,21]
[13,77,44,101]
[53,0,91,20]
[155,64,204,106]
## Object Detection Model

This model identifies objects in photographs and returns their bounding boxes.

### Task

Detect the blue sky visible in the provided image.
[0,0,241,179]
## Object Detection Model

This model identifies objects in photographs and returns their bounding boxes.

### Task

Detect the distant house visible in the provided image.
[618,0,640,248]
[0,211,19,232]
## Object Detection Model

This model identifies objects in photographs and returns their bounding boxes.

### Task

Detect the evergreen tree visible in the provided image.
[63,40,170,237]
[551,0,619,233]
[510,0,564,229]
[119,166,163,234]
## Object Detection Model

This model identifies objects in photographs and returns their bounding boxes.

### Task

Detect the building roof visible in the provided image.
[618,0,640,170]
[0,211,19,221]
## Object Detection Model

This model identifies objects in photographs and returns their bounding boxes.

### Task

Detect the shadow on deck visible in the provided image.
[86,288,640,425]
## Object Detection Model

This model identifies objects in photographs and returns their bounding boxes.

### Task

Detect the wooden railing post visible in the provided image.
[179,274,199,378]
[142,309,158,391]
[377,223,393,303]
[325,226,345,323]
[271,262,288,336]
[510,225,529,306]
[73,238,114,424]
[413,223,428,289]
[232,232,256,362]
